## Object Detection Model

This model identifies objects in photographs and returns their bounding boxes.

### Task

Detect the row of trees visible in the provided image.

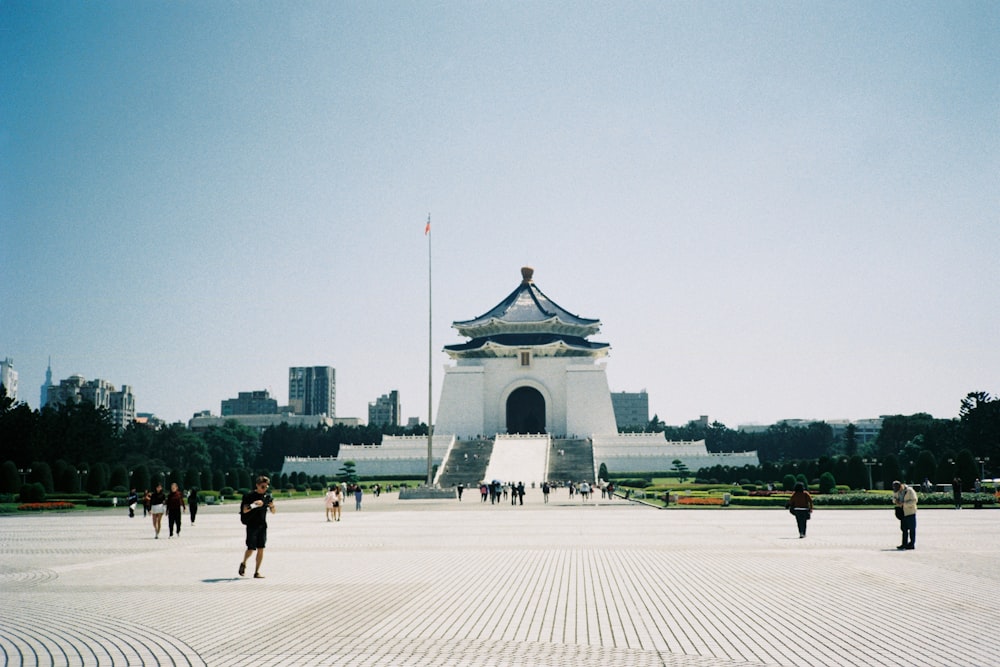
[637,392,999,476]
[2,385,997,493]
[0,386,426,494]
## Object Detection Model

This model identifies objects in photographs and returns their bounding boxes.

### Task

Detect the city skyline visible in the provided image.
[3,3,998,428]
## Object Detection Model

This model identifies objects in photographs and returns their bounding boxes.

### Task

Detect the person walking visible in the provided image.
[952,476,963,509]
[892,480,918,550]
[187,487,199,525]
[324,486,337,522]
[142,489,151,517]
[240,476,275,579]
[149,483,166,539]
[542,481,550,503]
[126,488,138,518]
[353,485,363,511]
[166,482,185,538]
[785,482,813,538]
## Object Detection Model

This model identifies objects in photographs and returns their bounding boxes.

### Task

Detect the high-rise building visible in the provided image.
[221,390,278,416]
[40,358,53,408]
[288,366,335,416]
[46,374,136,430]
[369,390,400,427]
[610,390,649,430]
[0,357,17,403]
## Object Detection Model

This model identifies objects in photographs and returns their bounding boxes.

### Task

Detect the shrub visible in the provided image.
[18,482,46,503]
[819,472,837,494]
[220,486,234,498]
[618,478,650,488]
[85,497,116,507]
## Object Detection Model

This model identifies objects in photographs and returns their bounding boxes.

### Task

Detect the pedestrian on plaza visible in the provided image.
[332,486,342,521]
[511,482,518,505]
[517,481,525,505]
[785,482,813,538]
[166,482,185,538]
[892,480,918,550]
[457,483,464,501]
[354,485,363,511]
[952,477,963,509]
[149,483,166,539]
[239,476,275,579]
[480,483,488,503]
[126,488,138,518]
[607,482,615,499]
[187,487,199,525]
[580,481,590,501]
[325,486,337,522]
[542,481,550,503]
[142,489,151,517]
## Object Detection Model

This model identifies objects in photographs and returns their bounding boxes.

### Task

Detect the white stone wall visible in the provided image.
[434,356,617,438]
[592,434,760,475]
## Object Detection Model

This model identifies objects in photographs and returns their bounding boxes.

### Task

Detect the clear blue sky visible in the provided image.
[2,2,998,428]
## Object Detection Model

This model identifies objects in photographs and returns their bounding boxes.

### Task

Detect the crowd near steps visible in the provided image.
[435,438,493,488]
[546,437,595,484]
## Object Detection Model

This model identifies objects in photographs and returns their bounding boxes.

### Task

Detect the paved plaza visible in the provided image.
[1,490,997,667]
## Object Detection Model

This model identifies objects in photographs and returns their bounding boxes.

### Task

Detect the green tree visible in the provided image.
[337,460,359,484]
[87,462,110,494]
[670,459,689,483]
[132,464,150,492]
[881,454,901,488]
[781,474,796,491]
[914,450,937,485]
[598,463,609,482]
[0,460,19,493]
[846,455,867,490]
[819,471,837,494]
[109,464,129,490]
[843,423,858,457]
[29,461,55,493]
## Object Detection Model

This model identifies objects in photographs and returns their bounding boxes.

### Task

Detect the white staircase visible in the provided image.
[484,434,549,484]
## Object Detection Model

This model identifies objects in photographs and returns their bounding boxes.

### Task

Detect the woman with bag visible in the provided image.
[149,483,166,539]
[785,482,813,538]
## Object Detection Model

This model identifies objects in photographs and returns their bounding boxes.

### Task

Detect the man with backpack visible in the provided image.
[239,476,275,579]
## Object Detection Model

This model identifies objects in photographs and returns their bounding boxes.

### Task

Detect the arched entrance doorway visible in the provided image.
[506,386,546,434]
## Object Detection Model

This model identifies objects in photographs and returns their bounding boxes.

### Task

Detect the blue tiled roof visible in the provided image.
[452,268,600,336]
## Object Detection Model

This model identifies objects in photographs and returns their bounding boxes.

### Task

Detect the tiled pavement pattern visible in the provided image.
[1,492,997,667]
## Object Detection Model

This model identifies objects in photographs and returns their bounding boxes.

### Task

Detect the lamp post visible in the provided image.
[862,458,878,490]
[18,467,31,486]
[975,456,990,481]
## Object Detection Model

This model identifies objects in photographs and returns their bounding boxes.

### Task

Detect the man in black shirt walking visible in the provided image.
[239,476,275,579]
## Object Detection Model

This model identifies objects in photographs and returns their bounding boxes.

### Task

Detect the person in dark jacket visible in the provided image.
[187,487,199,525]
[166,482,186,538]
[785,482,813,538]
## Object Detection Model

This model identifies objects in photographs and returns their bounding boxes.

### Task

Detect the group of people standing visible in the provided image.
[128,482,200,539]
[324,483,364,520]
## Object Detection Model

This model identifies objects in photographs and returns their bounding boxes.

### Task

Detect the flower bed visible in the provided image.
[18,502,76,511]
[677,496,724,506]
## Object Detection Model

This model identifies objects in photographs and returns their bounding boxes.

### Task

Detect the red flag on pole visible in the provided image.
[424,214,431,235]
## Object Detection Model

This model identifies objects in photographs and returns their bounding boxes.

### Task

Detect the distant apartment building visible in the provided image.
[46,374,136,430]
[221,390,278,416]
[1,357,17,402]
[610,390,649,430]
[369,390,400,427]
[288,366,335,416]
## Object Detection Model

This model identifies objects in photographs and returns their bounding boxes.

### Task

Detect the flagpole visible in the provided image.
[426,213,434,486]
